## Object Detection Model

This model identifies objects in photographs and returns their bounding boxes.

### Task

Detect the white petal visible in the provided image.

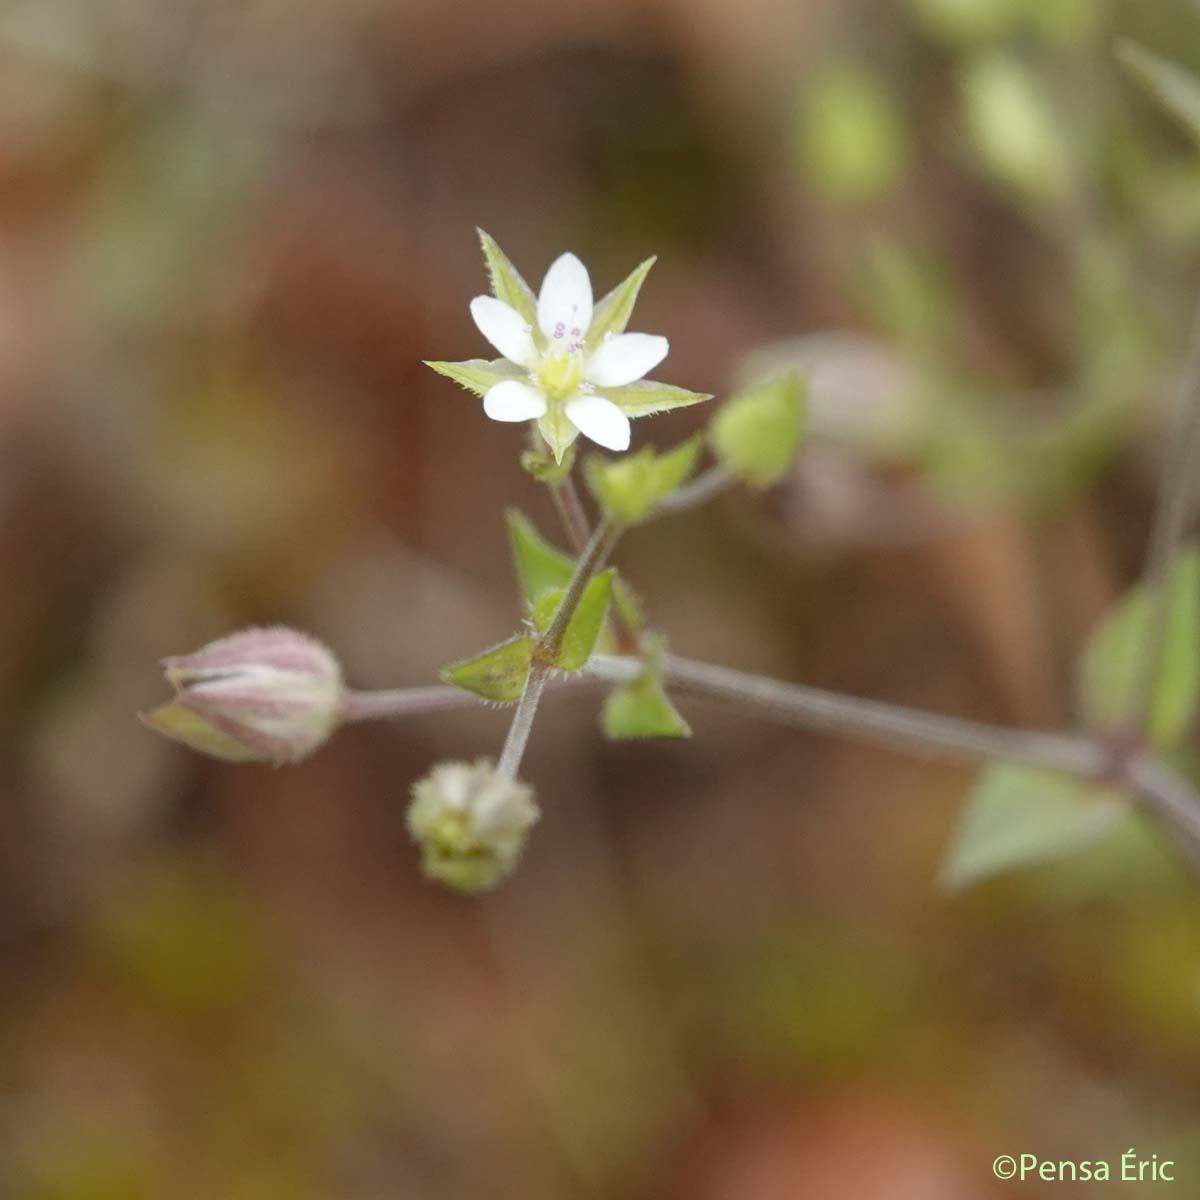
[537,253,593,343]
[483,380,547,422]
[565,394,631,451]
[585,333,669,387]
[470,296,535,367]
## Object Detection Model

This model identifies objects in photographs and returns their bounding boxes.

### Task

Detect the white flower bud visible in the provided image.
[407,759,539,892]
[140,627,345,765]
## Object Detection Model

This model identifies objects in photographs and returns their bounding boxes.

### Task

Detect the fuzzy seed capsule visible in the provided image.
[407,759,539,892]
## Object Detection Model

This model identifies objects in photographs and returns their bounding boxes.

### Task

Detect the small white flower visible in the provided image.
[427,232,712,462]
[470,252,665,452]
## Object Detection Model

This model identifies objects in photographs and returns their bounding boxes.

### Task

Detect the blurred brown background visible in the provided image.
[2,0,1200,1195]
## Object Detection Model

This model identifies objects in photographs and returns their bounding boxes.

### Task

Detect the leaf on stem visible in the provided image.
[440,636,534,703]
[1076,548,1200,749]
[506,510,575,604]
[602,635,691,740]
[941,762,1129,891]
[533,570,615,671]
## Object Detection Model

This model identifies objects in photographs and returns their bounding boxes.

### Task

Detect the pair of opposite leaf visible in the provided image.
[426,231,711,461]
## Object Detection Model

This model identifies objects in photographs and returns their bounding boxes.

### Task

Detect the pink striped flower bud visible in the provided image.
[140,627,345,765]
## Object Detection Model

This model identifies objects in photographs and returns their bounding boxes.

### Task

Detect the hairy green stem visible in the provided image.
[590,654,1106,774]
[650,466,735,520]
[343,686,478,722]
[549,476,591,554]
[497,518,624,779]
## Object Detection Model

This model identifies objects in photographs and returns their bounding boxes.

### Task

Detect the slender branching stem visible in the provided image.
[589,653,1200,878]
[589,654,1106,775]
[1132,299,1200,732]
[497,518,625,779]
[343,686,479,722]
[1124,754,1200,877]
[540,519,624,658]
[495,670,550,779]
[549,476,591,554]
[650,466,735,520]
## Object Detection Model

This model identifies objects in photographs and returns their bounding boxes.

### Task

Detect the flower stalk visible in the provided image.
[497,517,624,779]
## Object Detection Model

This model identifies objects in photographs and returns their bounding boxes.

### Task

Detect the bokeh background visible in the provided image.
[3,0,1200,1195]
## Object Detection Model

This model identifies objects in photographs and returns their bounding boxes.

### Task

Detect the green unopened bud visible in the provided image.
[140,627,345,764]
[584,437,702,524]
[407,760,539,892]
[710,372,806,488]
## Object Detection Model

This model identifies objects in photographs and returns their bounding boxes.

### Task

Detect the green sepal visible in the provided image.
[587,256,656,347]
[440,635,533,703]
[506,510,575,605]
[538,407,581,464]
[584,437,703,524]
[424,358,524,399]
[477,228,538,325]
[602,637,691,740]
[1118,42,1200,148]
[1076,548,1200,749]
[710,371,806,488]
[606,379,713,418]
[940,762,1129,891]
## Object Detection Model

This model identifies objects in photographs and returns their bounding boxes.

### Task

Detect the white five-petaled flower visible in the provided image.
[470,253,664,453]
[426,232,711,462]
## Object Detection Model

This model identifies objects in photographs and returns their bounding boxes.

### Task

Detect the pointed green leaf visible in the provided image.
[425,358,523,399]
[606,379,713,418]
[528,573,613,669]
[477,228,538,324]
[506,511,576,605]
[440,635,533,703]
[585,437,703,524]
[603,671,691,740]
[940,762,1129,891]
[556,570,615,671]
[530,587,565,633]
[1118,42,1200,147]
[1077,548,1200,749]
[587,256,656,346]
[710,371,807,488]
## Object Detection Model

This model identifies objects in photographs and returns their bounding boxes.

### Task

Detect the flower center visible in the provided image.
[536,345,585,401]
